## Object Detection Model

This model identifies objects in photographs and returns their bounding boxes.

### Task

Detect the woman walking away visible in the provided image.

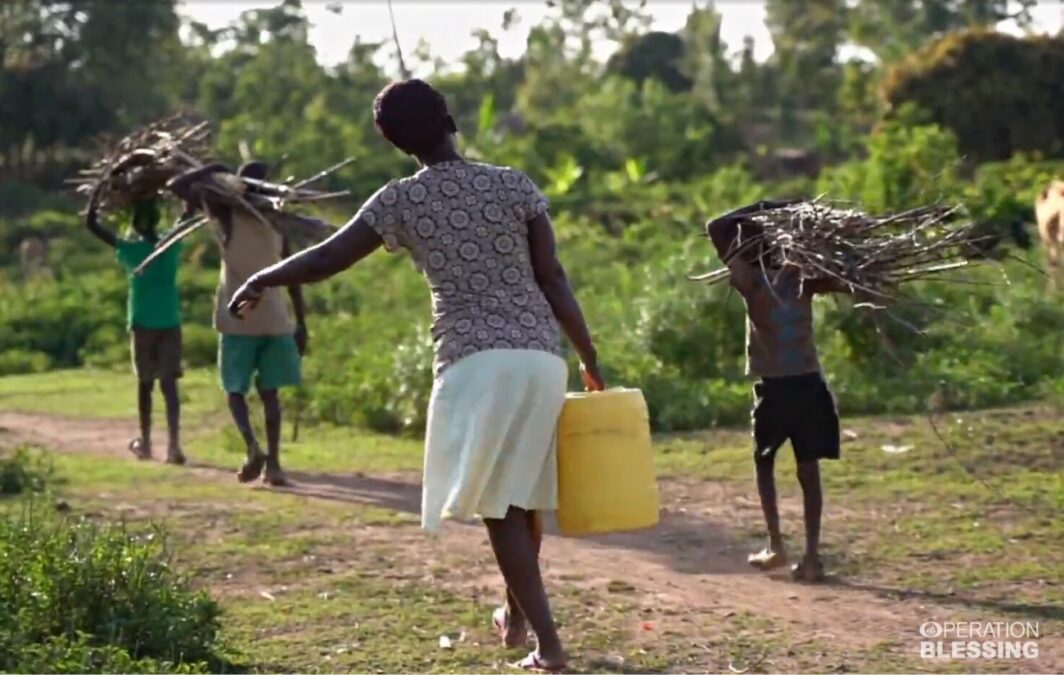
[227,79,604,671]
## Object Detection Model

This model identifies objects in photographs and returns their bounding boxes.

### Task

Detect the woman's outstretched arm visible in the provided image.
[228,215,383,318]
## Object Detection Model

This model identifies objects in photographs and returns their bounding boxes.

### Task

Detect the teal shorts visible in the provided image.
[219,334,302,394]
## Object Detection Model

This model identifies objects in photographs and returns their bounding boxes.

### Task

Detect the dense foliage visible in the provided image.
[0,453,221,673]
[0,446,53,496]
[1,0,1062,433]
[882,30,1064,162]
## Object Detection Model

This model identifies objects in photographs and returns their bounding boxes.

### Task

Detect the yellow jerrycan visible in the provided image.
[556,388,660,536]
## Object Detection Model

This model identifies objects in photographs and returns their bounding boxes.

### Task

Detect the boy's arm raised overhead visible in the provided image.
[84,184,117,248]
[706,199,798,294]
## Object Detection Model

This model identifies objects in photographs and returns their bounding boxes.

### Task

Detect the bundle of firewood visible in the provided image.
[69,113,211,210]
[170,160,350,235]
[70,114,356,275]
[695,200,983,298]
[133,159,354,276]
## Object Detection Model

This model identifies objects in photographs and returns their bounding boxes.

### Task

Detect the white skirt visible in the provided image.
[421,349,568,531]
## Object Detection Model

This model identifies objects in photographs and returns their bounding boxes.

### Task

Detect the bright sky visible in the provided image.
[180,1,1064,71]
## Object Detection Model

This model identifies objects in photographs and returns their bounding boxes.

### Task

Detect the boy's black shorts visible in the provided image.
[752,372,840,464]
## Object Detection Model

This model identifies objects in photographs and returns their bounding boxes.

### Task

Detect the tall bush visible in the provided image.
[0,507,221,671]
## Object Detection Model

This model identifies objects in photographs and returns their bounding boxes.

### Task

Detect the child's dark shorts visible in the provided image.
[752,372,840,464]
[131,326,183,383]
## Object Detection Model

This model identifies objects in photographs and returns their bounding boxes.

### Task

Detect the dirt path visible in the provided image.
[1,410,1058,671]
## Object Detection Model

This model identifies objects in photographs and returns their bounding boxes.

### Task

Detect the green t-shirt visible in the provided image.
[115,239,183,330]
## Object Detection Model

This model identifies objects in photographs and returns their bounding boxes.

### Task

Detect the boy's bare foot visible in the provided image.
[263,462,289,487]
[492,606,528,648]
[511,650,568,673]
[127,438,152,460]
[791,555,826,583]
[237,449,267,483]
[748,546,788,571]
[166,446,186,466]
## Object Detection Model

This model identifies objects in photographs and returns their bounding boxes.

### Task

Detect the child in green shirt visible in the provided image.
[86,186,185,464]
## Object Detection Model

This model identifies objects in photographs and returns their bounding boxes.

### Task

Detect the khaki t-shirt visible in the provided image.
[728,261,821,379]
[211,210,295,336]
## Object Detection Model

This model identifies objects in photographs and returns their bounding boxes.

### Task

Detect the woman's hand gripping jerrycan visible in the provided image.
[556,388,661,536]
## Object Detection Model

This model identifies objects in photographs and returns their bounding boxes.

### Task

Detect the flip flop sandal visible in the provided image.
[510,652,567,673]
[237,451,267,483]
[493,606,528,648]
[747,548,788,571]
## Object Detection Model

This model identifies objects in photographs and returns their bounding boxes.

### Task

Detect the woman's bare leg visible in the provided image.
[502,510,541,646]
[485,507,564,666]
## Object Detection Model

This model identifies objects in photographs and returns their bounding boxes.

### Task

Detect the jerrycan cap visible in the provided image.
[565,386,640,400]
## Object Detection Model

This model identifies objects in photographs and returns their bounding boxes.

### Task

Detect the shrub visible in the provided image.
[816,107,962,213]
[0,507,221,671]
[0,447,53,496]
[0,349,54,376]
[6,632,207,674]
[305,315,433,434]
[181,323,217,369]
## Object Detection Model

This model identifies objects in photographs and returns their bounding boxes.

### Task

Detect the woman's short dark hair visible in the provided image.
[373,79,455,155]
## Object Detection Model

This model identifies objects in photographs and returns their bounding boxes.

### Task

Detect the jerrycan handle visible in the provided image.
[566,386,636,400]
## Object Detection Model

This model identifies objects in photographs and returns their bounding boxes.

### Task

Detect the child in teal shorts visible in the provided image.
[170,161,308,486]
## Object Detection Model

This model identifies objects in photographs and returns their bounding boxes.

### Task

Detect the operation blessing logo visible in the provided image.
[919,621,1039,660]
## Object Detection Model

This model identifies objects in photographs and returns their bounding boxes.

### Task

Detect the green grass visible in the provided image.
[4,368,1063,605]
[2,369,1062,671]
[13,451,885,674]
[0,368,427,474]
[186,422,425,476]
[0,368,220,420]
[43,451,412,524]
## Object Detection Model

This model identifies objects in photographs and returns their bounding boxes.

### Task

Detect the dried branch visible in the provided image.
[69,113,211,211]
[135,161,352,275]
[694,200,984,301]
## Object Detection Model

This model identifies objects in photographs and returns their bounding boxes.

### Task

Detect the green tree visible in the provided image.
[194,0,376,191]
[848,0,1037,62]
[574,77,719,180]
[435,28,524,141]
[680,3,733,115]
[606,31,690,93]
[0,0,185,184]
[882,30,1064,162]
[516,0,650,120]
[764,0,846,142]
